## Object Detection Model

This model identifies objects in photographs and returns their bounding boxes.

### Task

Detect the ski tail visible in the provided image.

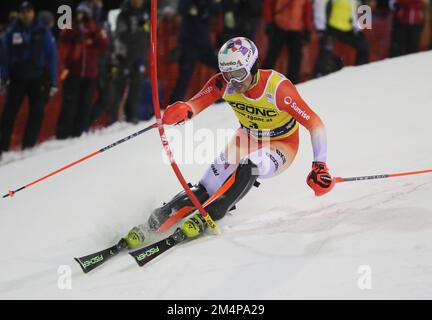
[129,228,186,267]
[74,239,127,273]
[74,251,110,274]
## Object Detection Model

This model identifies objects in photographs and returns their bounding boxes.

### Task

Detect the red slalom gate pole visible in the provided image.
[149,0,219,233]
[334,169,432,183]
[2,123,157,199]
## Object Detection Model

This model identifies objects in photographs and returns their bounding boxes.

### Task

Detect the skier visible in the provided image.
[126,37,335,248]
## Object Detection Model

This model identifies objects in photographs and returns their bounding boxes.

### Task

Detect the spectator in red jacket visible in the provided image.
[262,0,314,84]
[56,2,108,139]
[389,0,429,57]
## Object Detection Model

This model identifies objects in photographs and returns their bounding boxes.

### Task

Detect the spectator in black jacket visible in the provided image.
[111,0,151,124]
[217,0,262,47]
[0,2,57,156]
[389,0,429,57]
[170,0,222,103]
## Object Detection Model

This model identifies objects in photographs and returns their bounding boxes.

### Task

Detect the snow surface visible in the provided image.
[1,52,432,299]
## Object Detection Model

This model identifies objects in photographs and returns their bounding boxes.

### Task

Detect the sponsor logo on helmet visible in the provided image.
[222,38,251,56]
[219,59,244,72]
[220,61,237,66]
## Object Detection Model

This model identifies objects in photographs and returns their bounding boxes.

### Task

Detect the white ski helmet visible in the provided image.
[218,37,259,83]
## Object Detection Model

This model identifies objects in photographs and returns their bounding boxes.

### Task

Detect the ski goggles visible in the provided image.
[222,68,249,84]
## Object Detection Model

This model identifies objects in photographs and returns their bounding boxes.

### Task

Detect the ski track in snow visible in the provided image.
[0,52,432,299]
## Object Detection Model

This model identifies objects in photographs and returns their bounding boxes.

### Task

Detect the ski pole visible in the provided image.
[149,0,220,234]
[334,169,432,183]
[2,123,157,199]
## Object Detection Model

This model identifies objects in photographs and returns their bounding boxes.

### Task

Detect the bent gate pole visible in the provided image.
[149,0,219,233]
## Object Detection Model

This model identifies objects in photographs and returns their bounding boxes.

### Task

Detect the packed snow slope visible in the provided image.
[1,52,432,299]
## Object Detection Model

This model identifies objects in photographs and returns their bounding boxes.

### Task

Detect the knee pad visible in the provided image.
[206,159,259,221]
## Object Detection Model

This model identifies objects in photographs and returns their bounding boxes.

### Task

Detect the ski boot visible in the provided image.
[180,212,207,239]
[126,212,207,249]
[147,184,209,231]
[125,224,149,249]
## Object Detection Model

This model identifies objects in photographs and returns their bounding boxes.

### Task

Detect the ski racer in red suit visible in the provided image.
[125,37,335,248]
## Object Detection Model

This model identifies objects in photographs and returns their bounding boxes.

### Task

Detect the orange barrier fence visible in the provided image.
[0,12,430,151]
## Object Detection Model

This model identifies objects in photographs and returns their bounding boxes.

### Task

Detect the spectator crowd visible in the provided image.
[0,0,431,159]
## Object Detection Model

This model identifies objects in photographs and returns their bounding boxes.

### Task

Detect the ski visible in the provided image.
[129,227,187,267]
[75,214,204,272]
[74,238,128,273]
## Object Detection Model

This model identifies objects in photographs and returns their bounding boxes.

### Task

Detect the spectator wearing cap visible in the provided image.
[263,0,314,84]
[56,2,109,139]
[0,1,57,156]
[389,0,429,57]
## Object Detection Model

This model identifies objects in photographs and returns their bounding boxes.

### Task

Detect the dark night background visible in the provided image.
[0,0,394,25]
[0,0,125,25]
